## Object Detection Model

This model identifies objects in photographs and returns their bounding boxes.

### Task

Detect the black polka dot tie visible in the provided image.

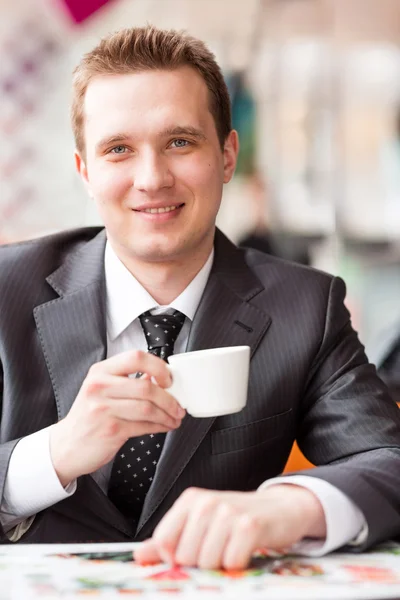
[108,310,185,521]
[138,310,186,364]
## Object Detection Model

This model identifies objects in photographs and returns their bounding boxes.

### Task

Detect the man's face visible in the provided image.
[76,67,238,266]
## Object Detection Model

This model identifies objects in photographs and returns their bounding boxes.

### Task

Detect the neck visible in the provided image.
[111,243,213,305]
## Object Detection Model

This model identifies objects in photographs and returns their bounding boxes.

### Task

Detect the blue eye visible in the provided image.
[171,139,189,148]
[111,145,127,154]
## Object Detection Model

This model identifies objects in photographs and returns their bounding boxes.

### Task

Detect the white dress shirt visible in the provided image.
[0,242,367,552]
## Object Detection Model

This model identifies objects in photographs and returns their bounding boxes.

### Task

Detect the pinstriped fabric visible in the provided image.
[34,283,106,421]
[210,410,293,455]
[0,226,399,547]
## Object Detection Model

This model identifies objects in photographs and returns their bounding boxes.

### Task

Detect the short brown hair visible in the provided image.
[71,25,232,155]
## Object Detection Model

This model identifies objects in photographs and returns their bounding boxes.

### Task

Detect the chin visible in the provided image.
[130,243,182,263]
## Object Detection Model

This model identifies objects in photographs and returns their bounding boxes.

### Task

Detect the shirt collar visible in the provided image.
[105,242,214,341]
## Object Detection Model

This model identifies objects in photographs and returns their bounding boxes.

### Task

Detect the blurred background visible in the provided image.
[2,0,400,363]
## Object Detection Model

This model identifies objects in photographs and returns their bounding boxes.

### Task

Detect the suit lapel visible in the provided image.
[137,230,272,534]
[34,230,108,421]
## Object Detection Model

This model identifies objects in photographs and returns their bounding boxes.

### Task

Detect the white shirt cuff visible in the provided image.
[258,475,368,556]
[1,426,77,532]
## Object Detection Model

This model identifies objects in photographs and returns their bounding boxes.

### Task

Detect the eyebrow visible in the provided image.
[160,126,206,141]
[96,126,206,153]
[95,134,131,153]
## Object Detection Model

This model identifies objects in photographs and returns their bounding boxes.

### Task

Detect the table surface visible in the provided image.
[1,541,400,599]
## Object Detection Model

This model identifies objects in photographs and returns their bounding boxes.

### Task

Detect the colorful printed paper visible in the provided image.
[0,541,400,598]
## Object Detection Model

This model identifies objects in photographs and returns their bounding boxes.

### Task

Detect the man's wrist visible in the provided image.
[259,484,327,539]
[49,422,78,488]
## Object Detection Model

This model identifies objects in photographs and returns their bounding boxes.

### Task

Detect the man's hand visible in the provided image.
[49,350,185,487]
[134,485,326,570]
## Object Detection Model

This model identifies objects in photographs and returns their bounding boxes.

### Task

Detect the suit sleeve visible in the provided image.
[296,276,400,550]
[0,359,23,542]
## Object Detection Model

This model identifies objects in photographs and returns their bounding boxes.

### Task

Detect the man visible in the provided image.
[0,26,399,570]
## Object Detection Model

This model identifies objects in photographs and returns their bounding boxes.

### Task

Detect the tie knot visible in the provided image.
[139,310,185,360]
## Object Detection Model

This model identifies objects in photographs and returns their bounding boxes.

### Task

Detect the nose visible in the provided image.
[133,149,173,194]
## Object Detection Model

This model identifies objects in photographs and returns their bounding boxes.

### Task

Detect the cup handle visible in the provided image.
[166,364,187,409]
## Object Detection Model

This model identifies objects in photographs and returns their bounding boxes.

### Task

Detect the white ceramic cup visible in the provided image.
[166,345,250,418]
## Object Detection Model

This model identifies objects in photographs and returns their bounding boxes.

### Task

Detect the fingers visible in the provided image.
[197,503,236,570]
[134,539,163,565]
[106,377,185,420]
[93,350,172,388]
[108,398,182,430]
[222,513,263,570]
[150,490,194,564]
[83,368,185,429]
[174,493,220,567]
[135,538,176,566]
[119,421,173,438]
[146,490,266,571]
[168,493,257,570]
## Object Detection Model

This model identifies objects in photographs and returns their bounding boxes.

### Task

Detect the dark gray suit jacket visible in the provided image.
[0,227,399,546]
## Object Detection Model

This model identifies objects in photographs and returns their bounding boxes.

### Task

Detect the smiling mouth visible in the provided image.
[133,203,185,214]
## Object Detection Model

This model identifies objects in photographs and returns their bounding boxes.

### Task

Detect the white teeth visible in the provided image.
[142,205,179,214]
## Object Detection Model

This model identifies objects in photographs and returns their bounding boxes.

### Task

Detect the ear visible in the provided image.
[75,150,93,198]
[223,130,239,184]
